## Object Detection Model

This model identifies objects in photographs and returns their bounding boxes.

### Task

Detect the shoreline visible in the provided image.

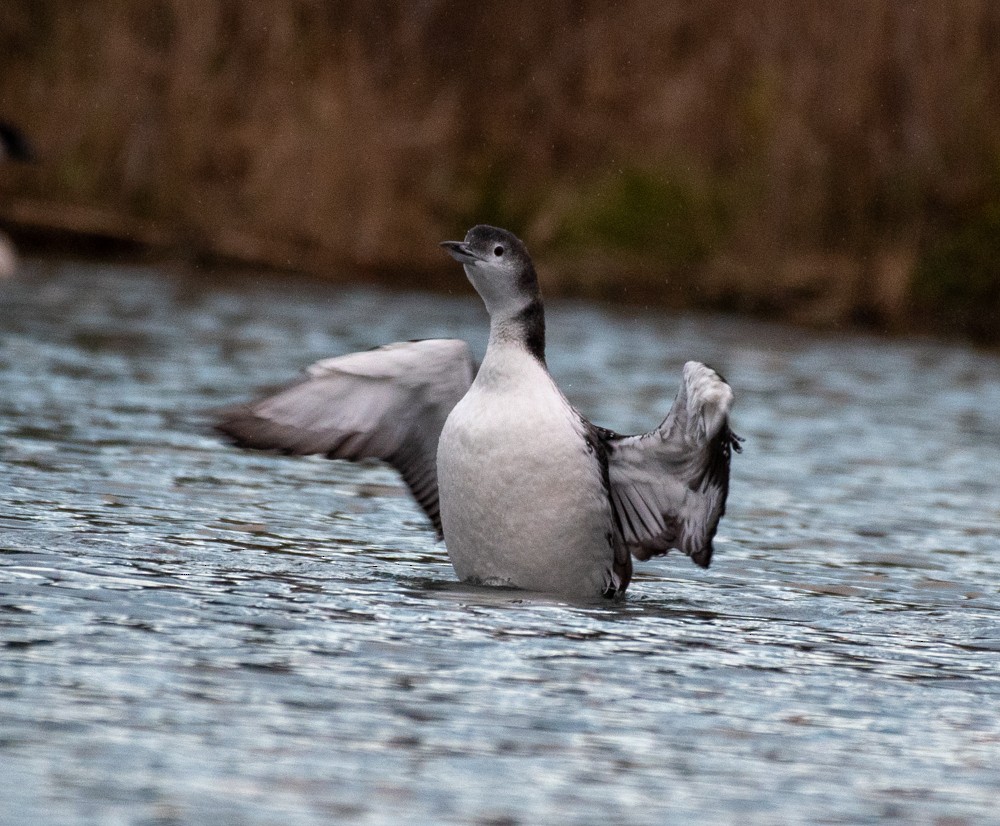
[3,198,985,350]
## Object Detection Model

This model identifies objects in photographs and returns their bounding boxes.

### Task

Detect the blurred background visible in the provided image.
[4,9,1000,823]
[1,1,999,341]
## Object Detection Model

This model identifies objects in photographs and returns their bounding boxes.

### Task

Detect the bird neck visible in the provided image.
[488,297,546,364]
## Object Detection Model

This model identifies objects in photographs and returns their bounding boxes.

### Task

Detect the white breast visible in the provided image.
[437,345,615,596]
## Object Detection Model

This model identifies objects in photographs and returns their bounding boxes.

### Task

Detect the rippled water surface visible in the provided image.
[2,260,999,825]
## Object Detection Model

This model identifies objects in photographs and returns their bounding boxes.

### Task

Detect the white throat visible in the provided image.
[463,263,529,321]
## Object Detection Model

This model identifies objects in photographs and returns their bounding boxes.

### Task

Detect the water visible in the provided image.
[1,260,999,825]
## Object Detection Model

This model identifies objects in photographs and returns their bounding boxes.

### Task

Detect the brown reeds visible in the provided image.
[1,2,999,336]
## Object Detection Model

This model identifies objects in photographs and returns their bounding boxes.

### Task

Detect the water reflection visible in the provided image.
[1,260,999,824]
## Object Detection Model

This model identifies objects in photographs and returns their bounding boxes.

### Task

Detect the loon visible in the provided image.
[216,225,741,598]
[0,121,35,279]
[0,122,34,164]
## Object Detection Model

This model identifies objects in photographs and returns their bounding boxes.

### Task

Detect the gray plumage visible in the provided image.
[216,339,474,534]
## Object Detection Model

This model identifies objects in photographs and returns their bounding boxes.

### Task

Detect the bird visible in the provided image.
[0,122,35,163]
[0,121,35,279]
[216,225,741,598]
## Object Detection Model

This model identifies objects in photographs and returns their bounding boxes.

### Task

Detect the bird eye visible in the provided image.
[493,245,504,257]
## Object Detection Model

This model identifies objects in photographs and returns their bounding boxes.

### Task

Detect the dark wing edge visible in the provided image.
[214,339,475,537]
[604,361,742,568]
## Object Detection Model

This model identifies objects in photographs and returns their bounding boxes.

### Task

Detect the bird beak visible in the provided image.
[439,240,481,264]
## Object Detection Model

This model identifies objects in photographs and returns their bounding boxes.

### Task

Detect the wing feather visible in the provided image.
[604,361,741,568]
[215,339,475,536]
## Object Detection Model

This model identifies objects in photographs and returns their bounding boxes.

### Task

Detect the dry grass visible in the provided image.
[2,1,999,334]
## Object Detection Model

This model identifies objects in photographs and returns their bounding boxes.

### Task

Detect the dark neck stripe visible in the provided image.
[510,298,546,363]
[518,261,540,294]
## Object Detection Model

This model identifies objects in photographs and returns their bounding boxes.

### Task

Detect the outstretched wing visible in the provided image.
[215,339,475,536]
[604,361,741,568]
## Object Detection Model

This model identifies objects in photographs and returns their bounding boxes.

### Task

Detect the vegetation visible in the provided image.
[555,168,724,267]
[1,2,999,339]
[915,197,1000,343]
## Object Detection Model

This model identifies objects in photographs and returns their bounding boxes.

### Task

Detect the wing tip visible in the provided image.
[212,405,253,444]
[212,403,326,456]
[213,411,288,453]
[679,361,735,444]
[684,359,733,401]
[690,543,714,568]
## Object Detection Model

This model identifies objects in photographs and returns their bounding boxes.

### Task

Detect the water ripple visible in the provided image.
[1,261,999,825]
